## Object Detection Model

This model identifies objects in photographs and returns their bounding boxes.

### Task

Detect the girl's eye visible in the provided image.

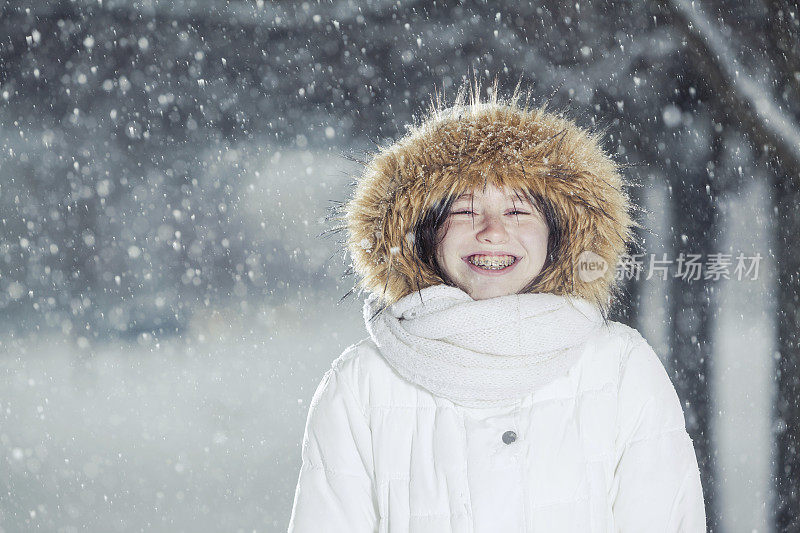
[450,210,531,216]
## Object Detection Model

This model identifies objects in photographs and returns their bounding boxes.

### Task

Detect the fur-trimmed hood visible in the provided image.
[334,85,639,317]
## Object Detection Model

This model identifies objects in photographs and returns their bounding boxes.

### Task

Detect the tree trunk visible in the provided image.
[666,107,720,532]
[772,166,800,532]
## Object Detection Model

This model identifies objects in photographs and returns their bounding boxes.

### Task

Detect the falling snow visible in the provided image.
[0,1,798,532]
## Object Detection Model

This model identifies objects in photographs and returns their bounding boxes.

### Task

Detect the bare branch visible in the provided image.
[661,0,800,179]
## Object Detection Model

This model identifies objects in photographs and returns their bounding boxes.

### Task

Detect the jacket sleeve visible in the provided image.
[287,358,379,533]
[610,333,707,532]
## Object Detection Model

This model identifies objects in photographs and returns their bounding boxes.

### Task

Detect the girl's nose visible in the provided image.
[477,214,509,243]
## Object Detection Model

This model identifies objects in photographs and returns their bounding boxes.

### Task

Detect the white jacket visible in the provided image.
[288,321,706,532]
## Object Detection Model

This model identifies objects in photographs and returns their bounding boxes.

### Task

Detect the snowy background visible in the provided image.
[1,1,797,531]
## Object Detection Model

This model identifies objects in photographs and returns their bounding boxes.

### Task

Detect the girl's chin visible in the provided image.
[469,291,517,301]
[461,282,521,300]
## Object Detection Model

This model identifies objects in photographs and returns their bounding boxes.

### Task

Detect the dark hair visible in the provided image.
[413,188,564,293]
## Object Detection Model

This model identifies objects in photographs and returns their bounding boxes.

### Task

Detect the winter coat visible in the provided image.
[287,322,706,532]
[289,84,707,531]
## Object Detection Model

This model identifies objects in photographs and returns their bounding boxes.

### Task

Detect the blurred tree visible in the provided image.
[659,0,800,530]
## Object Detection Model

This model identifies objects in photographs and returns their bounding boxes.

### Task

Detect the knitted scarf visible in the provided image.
[363,284,605,408]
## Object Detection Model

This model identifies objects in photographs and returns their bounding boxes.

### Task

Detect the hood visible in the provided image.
[335,86,639,318]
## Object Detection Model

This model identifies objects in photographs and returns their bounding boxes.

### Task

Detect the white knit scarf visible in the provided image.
[363,284,606,408]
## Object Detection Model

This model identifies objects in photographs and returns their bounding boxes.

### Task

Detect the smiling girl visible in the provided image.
[432,186,551,300]
[288,83,707,532]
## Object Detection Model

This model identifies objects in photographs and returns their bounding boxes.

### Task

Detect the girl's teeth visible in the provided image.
[468,255,516,269]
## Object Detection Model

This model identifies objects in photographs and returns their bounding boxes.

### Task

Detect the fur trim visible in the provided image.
[333,84,640,318]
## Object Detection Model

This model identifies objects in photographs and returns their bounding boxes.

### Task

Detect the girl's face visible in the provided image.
[434,184,549,300]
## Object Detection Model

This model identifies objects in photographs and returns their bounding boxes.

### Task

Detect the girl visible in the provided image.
[288,84,707,532]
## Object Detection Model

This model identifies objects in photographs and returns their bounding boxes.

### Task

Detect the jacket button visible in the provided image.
[502,430,517,444]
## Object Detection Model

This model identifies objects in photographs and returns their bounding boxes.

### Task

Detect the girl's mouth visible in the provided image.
[464,254,519,275]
